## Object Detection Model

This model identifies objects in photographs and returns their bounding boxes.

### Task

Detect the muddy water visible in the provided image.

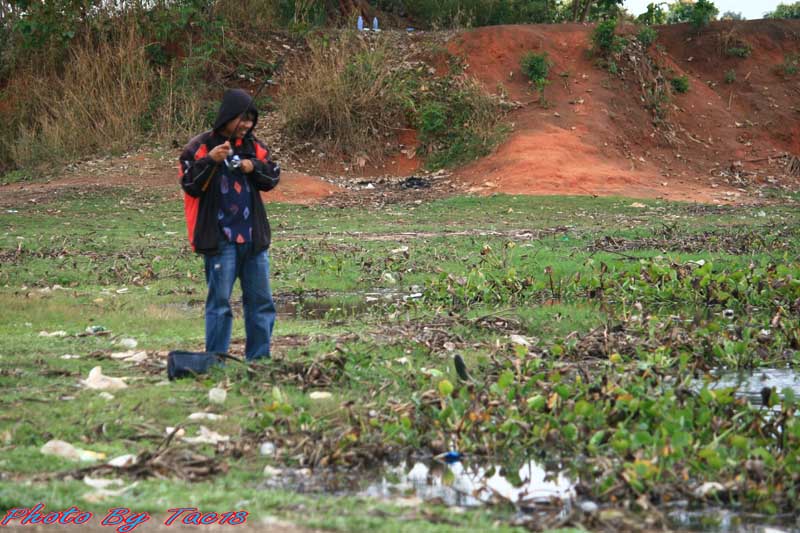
[705,367,800,408]
[667,506,800,532]
[670,367,800,532]
[254,366,800,530]
[360,460,575,508]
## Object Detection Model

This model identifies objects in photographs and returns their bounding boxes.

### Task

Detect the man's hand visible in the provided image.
[209,141,231,163]
[240,159,254,174]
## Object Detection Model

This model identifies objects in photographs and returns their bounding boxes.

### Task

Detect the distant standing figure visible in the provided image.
[179,89,280,361]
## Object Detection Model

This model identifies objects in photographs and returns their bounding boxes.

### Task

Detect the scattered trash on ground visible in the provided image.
[400,176,431,189]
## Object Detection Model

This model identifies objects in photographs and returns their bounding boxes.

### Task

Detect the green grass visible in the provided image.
[2,188,800,529]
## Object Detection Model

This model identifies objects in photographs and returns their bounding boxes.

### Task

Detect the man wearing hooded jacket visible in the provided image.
[179,88,280,361]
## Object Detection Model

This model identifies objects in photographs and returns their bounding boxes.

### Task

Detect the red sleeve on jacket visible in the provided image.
[255,143,268,162]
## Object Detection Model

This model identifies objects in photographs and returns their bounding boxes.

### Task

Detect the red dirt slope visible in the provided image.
[447,20,800,202]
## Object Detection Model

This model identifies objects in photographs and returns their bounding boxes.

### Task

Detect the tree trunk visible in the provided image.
[579,0,595,22]
[571,0,580,21]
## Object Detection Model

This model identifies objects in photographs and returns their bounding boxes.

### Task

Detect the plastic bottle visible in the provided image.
[373,17,379,31]
[357,15,364,31]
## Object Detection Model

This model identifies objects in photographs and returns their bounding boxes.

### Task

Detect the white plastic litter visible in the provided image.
[309,391,332,400]
[81,366,128,390]
[263,465,281,477]
[260,442,276,456]
[694,482,725,498]
[208,387,227,404]
[83,477,124,490]
[579,500,599,513]
[39,330,67,337]
[117,338,138,349]
[182,426,229,445]
[81,482,138,503]
[40,440,105,462]
[188,412,226,421]
[107,454,137,468]
[165,427,186,438]
[509,334,530,347]
[110,350,147,363]
[98,392,115,401]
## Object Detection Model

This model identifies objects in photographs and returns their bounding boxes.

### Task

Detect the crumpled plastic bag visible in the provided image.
[81,366,128,390]
[107,454,137,468]
[182,426,229,445]
[40,440,106,462]
[110,351,148,363]
[188,412,226,421]
[81,480,138,503]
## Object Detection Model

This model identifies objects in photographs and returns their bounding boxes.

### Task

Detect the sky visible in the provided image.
[623,0,784,20]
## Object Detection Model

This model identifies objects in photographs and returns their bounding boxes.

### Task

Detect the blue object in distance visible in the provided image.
[373,17,379,31]
[357,15,364,31]
[442,451,462,464]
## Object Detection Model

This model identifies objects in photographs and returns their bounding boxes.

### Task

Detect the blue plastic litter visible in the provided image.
[357,16,364,31]
[441,451,463,464]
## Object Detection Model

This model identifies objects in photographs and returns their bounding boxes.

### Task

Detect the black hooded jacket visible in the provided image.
[179,89,280,255]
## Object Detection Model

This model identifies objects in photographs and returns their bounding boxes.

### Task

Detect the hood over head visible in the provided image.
[213,88,259,134]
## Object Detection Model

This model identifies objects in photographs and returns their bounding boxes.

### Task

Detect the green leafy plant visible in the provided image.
[637,26,658,48]
[670,75,690,93]
[779,53,800,76]
[592,19,627,57]
[418,102,448,136]
[724,69,736,83]
[726,44,752,58]
[520,51,553,104]
[521,51,552,85]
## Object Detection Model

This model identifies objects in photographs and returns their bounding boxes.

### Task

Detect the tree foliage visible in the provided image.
[720,10,743,20]
[666,0,718,28]
[636,2,667,25]
[765,2,800,19]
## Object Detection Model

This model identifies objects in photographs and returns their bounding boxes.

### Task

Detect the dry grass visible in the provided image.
[7,24,152,166]
[213,0,281,34]
[278,32,409,161]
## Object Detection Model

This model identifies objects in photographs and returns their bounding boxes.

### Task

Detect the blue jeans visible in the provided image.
[204,240,275,361]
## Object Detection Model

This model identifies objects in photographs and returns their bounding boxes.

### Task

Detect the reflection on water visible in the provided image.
[668,505,800,532]
[360,460,575,508]
[705,367,800,408]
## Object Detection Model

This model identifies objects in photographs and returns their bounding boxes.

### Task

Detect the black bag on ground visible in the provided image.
[167,351,242,380]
